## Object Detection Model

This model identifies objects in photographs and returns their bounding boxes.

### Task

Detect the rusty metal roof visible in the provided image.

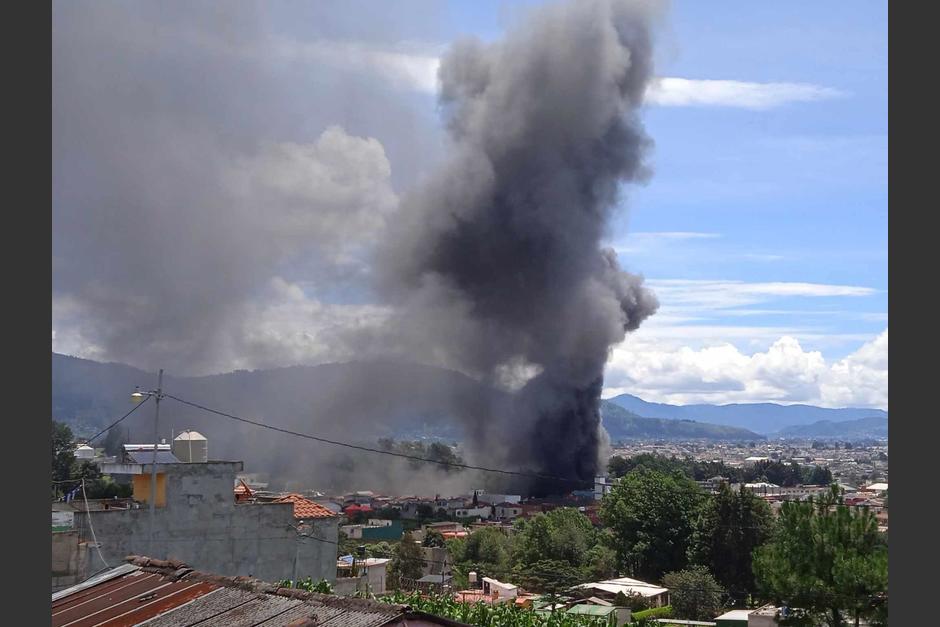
[51,556,465,627]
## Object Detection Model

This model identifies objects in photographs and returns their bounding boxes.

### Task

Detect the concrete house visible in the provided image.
[494,502,523,520]
[70,457,339,584]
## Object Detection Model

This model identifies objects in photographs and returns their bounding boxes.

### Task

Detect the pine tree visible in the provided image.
[753,485,888,626]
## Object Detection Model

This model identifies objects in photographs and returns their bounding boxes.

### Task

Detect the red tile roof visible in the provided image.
[273,493,338,520]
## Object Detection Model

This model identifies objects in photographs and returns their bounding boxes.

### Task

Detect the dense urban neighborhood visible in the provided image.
[50,0,888,624]
[52,418,887,626]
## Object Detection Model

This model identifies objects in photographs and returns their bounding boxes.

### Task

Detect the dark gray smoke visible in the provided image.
[53,0,662,497]
[376,0,661,493]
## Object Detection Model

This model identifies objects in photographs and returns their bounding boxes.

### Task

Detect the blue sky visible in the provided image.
[53,1,888,408]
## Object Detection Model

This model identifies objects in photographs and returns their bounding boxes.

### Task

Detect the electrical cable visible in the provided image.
[165,393,598,487]
[84,394,152,444]
[81,478,110,570]
[163,392,889,508]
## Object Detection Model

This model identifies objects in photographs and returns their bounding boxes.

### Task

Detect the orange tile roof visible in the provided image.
[273,493,338,520]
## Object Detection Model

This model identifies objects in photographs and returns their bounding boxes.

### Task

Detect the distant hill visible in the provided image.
[600,400,763,441]
[776,416,888,439]
[52,353,486,441]
[52,354,761,446]
[605,393,887,435]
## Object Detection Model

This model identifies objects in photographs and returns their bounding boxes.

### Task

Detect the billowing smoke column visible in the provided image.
[378,0,661,494]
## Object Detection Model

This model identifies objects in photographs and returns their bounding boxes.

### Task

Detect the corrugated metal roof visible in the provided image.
[51,557,465,627]
[566,604,616,616]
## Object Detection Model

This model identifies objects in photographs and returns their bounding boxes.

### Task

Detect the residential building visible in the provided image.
[474,492,521,505]
[340,519,404,541]
[421,546,453,578]
[494,502,523,520]
[454,505,492,519]
[576,576,670,607]
[747,605,783,627]
[715,609,755,626]
[70,458,339,584]
[594,475,615,500]
[482,576,518,602]
[416,574,454,594]
[564,603,632,627]
[335,556,391,596]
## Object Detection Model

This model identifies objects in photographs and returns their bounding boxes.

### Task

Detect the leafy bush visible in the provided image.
[631,605,673,620]
[277,577,333,594]
[382,591,614,626]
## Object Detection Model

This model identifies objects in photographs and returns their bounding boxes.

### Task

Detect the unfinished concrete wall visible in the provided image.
[52,531,90,591]
[73,462,338,583]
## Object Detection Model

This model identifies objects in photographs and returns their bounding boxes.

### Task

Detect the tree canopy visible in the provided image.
[600,468,704,580]
[753,486,888,627]
[388,532,425,588]
[688,483,775,599]
[663,565,725,621]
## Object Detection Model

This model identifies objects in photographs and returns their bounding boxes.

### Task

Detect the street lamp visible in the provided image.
[131,369,165,558]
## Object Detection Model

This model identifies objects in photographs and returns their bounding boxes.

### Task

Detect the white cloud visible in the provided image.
[227,125,398,263]
[645,77,846,109]
[645,279,878,311]
[604,329,887,409]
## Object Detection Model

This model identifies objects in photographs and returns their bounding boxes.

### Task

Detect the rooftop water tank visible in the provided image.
[74,444,95,460]
[172,430,208,463]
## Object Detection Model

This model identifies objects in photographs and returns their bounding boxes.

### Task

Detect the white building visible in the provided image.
[455,506,492,519]
[482,576,518,602]
[594,475,615,500]
[576,577,670,607]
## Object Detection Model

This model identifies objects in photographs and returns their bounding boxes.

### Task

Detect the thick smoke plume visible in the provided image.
[377,0,660,493]
[53,0,661,496]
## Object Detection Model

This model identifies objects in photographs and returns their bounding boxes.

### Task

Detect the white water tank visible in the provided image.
[74,444,95,460]
[172,430,208,463]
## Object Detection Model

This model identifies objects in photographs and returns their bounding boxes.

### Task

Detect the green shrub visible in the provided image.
[631,605,673,620]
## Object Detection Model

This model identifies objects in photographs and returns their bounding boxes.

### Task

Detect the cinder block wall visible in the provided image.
[73,462,338,583]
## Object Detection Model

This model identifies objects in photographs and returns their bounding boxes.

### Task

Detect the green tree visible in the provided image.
[461,527,513,577]
[512,559,583,607]
[102,425,129,457]
[600,468,704,580]
[802,465,833,486]
[513,508,596,568]
[585,542,619,581]
[52,420,76,485]
[613,590,649,611]
[366,541,394,558]
[423,529,446,547]
[389,532,425,588]
[753,486,888,627]
[689,483,775,599]
[663,565,725,621]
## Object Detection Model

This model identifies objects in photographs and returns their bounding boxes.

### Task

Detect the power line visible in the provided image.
[81,478,110,570]
[84,394,152,444]
[164,393,597,487]
[164,391,889,505]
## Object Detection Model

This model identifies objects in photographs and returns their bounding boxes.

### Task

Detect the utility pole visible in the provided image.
[148,369,164,557]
